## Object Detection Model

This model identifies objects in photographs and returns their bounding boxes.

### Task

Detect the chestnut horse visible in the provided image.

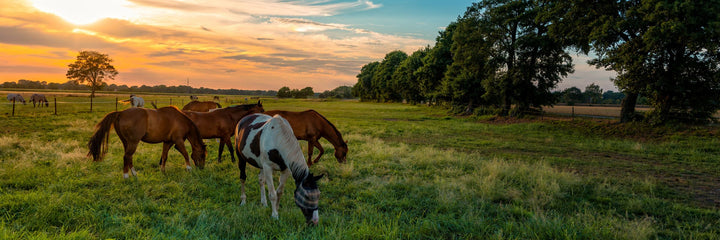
[30,94,48,107]
[88,106,207,178]
[264,110,348,166]
[182,101,222,112]
[235,113,323,224]
[183,101,264,163]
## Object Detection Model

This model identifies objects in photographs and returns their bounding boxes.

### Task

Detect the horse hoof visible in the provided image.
[186,165,192,171]
[123,173,129,179]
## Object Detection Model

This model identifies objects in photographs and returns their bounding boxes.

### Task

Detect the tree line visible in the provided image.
[1,79,277,96]
[353,0,720,123]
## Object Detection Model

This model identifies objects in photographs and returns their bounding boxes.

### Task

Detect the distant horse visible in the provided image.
[120,94,144,108]
[88,106,207,178]
[6,93,25,105]
[190,95,198,101]
[183,101,264,163]
[30,94,48,107]
[213,96,220,101]
[264,110,348,166]
[182,101,222,112]
[235,113,324,224]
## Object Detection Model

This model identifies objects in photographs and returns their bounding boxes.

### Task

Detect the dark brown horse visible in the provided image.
[264,110,348,166]
[88,106,207,178]
[30,94,49,107]
[184,101,264,163]
[182,101,222,112]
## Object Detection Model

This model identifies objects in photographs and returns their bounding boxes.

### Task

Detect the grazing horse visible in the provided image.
[30,94,49,107]
[264,110,348,166]
[183,101,264,163]
[235,113,323,224]
[120,94,144,108]
[190,95,198,101]
[6,93,25,105]
[182,101,222,112]
[87,106,207,178]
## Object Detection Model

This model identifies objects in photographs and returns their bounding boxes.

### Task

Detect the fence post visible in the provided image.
[11,99,15,116]
[572,106,575,120]
[115,97,118,112]
[54,97,57,115]
[170,98,172,106]
[90,96,93,113]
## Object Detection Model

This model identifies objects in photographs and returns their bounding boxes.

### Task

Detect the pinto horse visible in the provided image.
[6,93,25,104]
[235,113,323,224]
[182,101,222,112]
[88,106,207,178]
[183,101,264,163]
[264,110,348,166]
[30,94,48,107]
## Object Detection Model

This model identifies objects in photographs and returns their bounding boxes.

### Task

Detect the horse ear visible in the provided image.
[312,174,324,182]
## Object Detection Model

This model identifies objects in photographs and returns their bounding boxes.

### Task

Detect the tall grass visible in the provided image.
[1,94,718,239]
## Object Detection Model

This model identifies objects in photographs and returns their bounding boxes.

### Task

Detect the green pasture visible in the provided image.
[1,92,719,239]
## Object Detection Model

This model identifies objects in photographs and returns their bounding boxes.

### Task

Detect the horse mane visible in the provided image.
[271,115,310,183]
[162,106,206,148]
[307,110,346,147]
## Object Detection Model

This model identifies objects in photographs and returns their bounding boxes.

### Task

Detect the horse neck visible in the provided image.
[274,121,310,184]
[181,115,204,150]
[316,113,345,148]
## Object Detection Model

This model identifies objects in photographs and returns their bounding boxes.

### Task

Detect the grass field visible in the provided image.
[1,91,719,239]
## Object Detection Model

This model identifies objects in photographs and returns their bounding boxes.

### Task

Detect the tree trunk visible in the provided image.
[620,92,638,123]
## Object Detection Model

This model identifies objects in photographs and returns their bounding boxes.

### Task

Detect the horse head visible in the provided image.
[191,142,208,169]
[334,140,348,163]
[295,173,323,225]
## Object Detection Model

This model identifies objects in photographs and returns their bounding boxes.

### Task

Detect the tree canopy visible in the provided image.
[66,51,118,98]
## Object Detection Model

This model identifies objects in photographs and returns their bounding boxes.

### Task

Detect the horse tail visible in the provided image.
[87,111,121,161]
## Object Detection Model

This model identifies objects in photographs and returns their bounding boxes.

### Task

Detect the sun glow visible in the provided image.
[31,0,137,25]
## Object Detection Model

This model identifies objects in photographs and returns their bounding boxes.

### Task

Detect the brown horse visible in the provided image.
[182,101,222,112]
[264,110,348,166]
[30,94,49,107]
[88,106,207,178]
[184,101,264,163]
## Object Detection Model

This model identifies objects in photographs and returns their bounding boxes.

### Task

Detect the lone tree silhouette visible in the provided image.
[66,50,118,112]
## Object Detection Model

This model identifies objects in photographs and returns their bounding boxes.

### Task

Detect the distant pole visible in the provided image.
[90,96,93,113]
[572,106,575,120]
[11,99,15,116]
[54,97,57,115]
[115,97,118,112]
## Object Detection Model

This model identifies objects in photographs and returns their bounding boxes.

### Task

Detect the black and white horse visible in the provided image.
[235,113,323,225]
[6,93,25,104]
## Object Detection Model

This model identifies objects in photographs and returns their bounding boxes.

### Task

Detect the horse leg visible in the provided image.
[173,141,192,171]
[275,169,291,207]
[122,142,139,179]
[217,138,224,163]
[312,140,324,164]
[238,157,248,205]
[261,168,279,219]
[225,137,236,163]
[159,142,172,172]
[306,141,314,166]
[258,171,268,207]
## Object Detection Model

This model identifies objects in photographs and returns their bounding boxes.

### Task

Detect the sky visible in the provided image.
[0,0,616,92]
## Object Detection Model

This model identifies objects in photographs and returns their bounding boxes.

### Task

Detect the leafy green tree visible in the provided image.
[393,48,429,104]
[584,83,603,104]
[372,51,407,102]
[555,0,720,123]
[66,50,118,99]
[296,87,314,98]
[562,87,583,105]
[277,86,292,98]
[475,0,573,115]
[417,22,457,104]
[439,12,490,114]
[354,62,380,101]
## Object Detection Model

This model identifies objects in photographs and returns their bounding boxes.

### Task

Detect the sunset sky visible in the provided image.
[0,0,616,92]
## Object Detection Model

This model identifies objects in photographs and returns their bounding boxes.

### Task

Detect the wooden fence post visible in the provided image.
[115,97,118,112]
[90,96,93,113]
[11,99,15,116]
[54,97,57,115]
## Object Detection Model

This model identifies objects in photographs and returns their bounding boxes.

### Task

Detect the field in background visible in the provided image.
[1,91,719,239]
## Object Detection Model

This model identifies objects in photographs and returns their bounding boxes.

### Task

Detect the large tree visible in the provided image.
[475,0,573,116]
[416,22,457,105]
[393,47,429,104]
[555,0,720,123]
[66,51,118,98]
[353,61,379,101]
[372,51,407,102]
